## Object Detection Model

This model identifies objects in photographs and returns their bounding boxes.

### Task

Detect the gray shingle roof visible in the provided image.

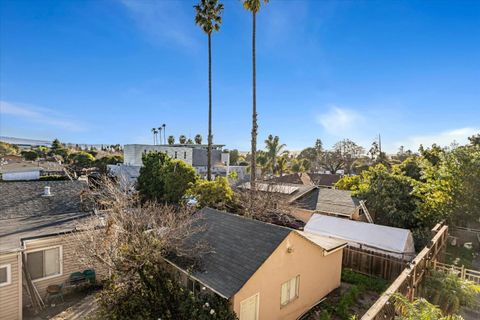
[0,180,90,252]
[184,208,292,298]
[269,173,314,185]
[308,174,342,187]
[293,187,360,217]
[0,180,88,219]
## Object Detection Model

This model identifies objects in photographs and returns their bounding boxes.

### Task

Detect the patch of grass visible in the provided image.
[341,269,389,294]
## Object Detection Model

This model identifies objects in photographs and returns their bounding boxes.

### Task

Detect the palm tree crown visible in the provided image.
[242,0,269,13]
[194,0,224,34]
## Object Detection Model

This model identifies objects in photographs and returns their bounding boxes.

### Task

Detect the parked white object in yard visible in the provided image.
[304,214,416,260]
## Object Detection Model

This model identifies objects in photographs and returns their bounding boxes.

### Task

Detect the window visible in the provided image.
[26,246,62,281]
[0,264,11,287]
[280,275,299,306]
[183,151,187,159]
[174,151,177,159]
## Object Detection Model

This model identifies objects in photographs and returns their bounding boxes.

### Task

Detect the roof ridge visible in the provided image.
[199,207,294,232]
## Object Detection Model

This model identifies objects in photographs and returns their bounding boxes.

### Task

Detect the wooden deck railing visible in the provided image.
[361,223,449,320]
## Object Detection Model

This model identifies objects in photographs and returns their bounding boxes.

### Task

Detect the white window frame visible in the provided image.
[25,245,63,282]
[0,264,12,287]
[280,275,300,307]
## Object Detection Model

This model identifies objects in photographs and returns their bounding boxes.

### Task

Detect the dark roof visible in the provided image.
[308,174,342,187]
[292,187,360,217]
[0,212,90,253]
[0,180,90,252]
[0,180,88,219]
[182,208,292,298]
[269,173,314,185]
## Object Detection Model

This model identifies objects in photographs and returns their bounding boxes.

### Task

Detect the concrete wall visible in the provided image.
[232,232,343,320]
[0,252,22,320]
[124,144,194,166]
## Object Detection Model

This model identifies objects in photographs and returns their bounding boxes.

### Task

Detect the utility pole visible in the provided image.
[378,134,382,153]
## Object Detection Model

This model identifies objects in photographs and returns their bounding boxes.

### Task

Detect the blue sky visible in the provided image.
[1,0,479,153]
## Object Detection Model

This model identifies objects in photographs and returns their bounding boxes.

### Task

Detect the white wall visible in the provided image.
[2,171,40,181]
[124,145,193,166]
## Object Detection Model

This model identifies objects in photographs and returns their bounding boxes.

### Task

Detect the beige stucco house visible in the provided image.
[170,208,347,320]
[0,180,97,320]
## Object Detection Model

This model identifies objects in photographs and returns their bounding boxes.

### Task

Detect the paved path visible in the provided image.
[50,294,98,320]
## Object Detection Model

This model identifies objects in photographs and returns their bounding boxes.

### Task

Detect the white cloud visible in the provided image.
[317,106,365,135]
[395,127,479,151]
[0,101,85,131]
[119,0,198,49]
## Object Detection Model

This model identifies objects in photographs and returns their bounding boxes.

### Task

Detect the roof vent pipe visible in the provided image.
[43,186,52,196]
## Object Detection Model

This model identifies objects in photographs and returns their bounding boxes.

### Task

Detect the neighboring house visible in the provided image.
[304,214,416,260]
[269,173,315,186]
[269,173,341,188]
[0,160,65,181]
[290,187,367,222]
[0,180,97,320]
[169,208,347,320]
[237,181,316,201]
[308,173,342,188]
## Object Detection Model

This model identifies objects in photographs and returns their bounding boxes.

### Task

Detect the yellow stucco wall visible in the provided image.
[232,231,343,320]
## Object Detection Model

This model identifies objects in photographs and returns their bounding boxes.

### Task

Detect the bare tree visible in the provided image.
[235,183,301,229]
[70,177,207,277]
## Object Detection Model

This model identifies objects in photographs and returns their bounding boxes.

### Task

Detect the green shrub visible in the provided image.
[21,150,38,161]
[341,269,388,293]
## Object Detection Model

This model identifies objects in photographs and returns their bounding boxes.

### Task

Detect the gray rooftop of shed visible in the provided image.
[181,208,292,298]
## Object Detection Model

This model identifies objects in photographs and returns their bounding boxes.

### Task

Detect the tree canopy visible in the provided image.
[137,151,197,204]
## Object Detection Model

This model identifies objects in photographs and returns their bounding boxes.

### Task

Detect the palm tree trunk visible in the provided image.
[250,12,257,192]
[207,33,212,181]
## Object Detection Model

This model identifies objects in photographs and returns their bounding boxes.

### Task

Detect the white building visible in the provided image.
[120,144,249,180]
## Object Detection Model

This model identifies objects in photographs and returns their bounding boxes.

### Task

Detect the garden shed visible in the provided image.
[304,214,416,260]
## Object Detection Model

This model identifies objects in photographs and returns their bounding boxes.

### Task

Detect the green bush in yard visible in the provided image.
[341,269,388,294]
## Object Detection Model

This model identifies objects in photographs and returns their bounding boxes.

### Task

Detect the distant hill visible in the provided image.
[0,136,52,147]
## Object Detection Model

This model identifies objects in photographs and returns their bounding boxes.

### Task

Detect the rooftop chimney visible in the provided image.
[43,186,52,197]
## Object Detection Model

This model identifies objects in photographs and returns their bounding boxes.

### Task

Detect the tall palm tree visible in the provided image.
[179,135,187,144]
[195,0,224,181]
[158,127,163,145]
[195,134,203,144]
[151,128,157,145]
[264,134,287,174]
[162,123,166,144]
[242,0,269,190]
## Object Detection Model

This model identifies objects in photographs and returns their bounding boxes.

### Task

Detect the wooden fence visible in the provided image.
[432,260,480,284]
[361,223,449,320]
[342,246,408,281]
